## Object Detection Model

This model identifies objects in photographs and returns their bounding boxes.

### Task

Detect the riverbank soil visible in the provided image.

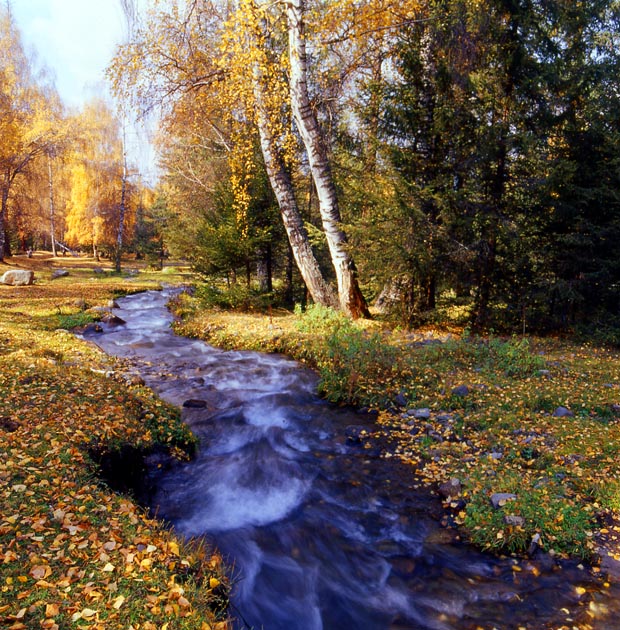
[0,253,228,630]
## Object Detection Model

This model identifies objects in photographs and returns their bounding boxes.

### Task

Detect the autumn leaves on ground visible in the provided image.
[3,255,620,630]
[0,255,227,630]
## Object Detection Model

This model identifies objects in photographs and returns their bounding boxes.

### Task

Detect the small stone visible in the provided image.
[101,314,126,326]
[490,493,517,509]
[489,451,503,460]
[182,399,208,408]
[393,393,408,407]
[124,374,145,386]
[81,323,103,334]
[408,408,431,419]
[504,514,525,527]
[438,477,462,499]
[451,385,470,397]
[553,406,574,417]
[436,414,454,424]
[345,425,369,444]
[537,369,551,378]
[51,269,69,279]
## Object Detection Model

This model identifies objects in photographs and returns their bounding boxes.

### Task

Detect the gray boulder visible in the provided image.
[438,477,462,499]
[490,493,517,509]
[553,406,574,417]
[1,269,34,286]
[408,407,431,419]
[451,385,470,397]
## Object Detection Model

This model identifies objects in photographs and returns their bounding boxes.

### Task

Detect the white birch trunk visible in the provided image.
[48,155,57,257]
[252,66,338,309]
[115,130,128,273]
[286,0,369,318]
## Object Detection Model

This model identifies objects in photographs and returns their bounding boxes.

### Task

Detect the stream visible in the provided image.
[81,287,619,630]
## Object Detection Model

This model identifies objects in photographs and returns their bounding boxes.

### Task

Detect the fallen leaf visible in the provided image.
[112,595,125,610]
[45,603,60,617]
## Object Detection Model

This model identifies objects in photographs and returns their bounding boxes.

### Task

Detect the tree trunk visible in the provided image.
[48,156,57,257]
[0,175,9,262]
[284,243,294,306]
[115,135,128,273]
[286,0,369,319]
[256,243,273,293]
[252,63,338,309]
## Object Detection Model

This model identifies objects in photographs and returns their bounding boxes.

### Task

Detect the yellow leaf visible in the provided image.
[45,603,59,618]
[209,577,220,589]
[102,563,115,572]
[168,541,180,556]
[80,608,97,618]
[112,595,125,610]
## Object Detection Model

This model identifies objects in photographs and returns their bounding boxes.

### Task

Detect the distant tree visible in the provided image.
[0,9,62,259]
[64,100,136,259]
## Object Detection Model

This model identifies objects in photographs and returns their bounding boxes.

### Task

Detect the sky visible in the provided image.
[11,0,127,108]
[10,0,158,181]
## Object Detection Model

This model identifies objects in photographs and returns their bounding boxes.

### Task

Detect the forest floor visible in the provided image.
[3,253,620,629]
[0,253,228,630]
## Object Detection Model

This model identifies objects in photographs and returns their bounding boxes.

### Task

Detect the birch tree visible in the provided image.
[110,0,339,308]
[286,0,368,316]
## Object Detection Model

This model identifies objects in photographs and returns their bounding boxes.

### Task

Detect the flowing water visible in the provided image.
[81,288,620,630]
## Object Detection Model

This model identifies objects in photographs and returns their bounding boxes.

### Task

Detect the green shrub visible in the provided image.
[463,471,594,557]
[317,322,399,406]
[54,311,98,330]
[485,336,547,377]
[195,283,274,312]
[421,335,546,378]
[294,303,347,335]
[593,479,620,512]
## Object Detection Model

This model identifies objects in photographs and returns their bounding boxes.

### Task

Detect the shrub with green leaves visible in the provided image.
[463,470,594,558]
[294,303,348,335]
[317,322,399,406]
[195,283,275,312]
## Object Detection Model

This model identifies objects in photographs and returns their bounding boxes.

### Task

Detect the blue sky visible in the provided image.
[11,0,127,109]
[11,0,158,181]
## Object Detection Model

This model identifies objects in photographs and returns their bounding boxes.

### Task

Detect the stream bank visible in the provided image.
[82,288,620,630]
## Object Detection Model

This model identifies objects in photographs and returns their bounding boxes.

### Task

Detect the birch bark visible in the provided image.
[286,0,369,318]
[252,65,338,308]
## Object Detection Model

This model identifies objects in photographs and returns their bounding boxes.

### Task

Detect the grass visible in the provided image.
[173,289,620,566]
[0,253,228,630]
